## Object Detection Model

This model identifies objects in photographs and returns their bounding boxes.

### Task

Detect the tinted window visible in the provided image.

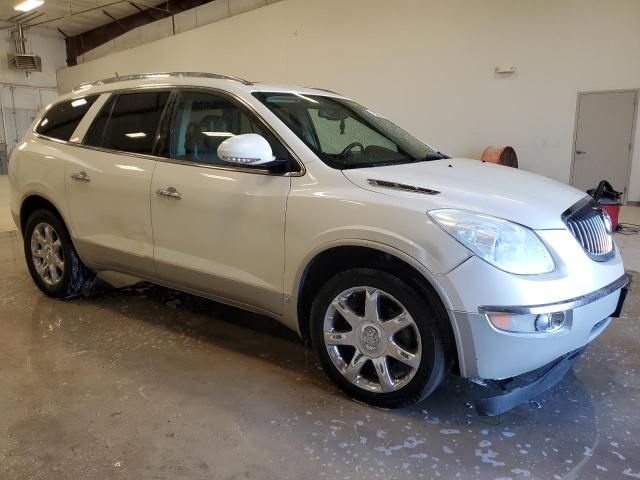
[84,91,170,155]
[35,95,98,141]
[166,91,291,168]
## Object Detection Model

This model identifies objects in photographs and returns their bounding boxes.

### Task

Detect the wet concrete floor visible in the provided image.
[1,231,639,479]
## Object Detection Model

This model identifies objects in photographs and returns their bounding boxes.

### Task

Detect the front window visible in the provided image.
[165,91,292,169]
[253,92,446,169]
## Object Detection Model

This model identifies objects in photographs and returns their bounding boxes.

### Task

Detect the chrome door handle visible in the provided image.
[71,171,90,182]
[156,186,183,199]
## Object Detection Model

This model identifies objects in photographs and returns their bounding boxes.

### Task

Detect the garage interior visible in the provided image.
[1,1,639,479]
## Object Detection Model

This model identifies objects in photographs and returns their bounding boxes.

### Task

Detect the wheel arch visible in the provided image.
[19,194,85,264]
[294,242,460,372]
[20,194,68,234]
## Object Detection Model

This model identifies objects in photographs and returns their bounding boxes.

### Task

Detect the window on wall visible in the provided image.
[166,90,292,168]
[84,91,170,155]
[35,95,99,141]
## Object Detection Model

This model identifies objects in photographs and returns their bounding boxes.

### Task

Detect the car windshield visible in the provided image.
[253,92,446,169]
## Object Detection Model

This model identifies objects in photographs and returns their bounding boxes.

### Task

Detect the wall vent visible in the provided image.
[7,53,42,72]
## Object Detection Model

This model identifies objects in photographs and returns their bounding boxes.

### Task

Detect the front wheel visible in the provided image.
[23,209,95,298]
[311,268,448,408]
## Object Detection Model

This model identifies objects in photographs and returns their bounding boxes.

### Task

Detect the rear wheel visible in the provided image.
[311,268,448,408]
[24,209,95,298]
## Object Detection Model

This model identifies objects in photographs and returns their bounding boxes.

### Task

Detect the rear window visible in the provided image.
[35,95,99,141]
[84,91,170,155]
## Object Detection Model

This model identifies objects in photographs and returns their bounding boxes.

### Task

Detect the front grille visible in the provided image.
[562,198,614,261]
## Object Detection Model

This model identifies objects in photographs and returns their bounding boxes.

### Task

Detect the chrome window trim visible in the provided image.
[478,273,629,315]
[31,84,306,178]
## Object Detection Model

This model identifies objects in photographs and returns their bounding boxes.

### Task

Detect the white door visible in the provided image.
[65,90,171,276]
[571,91,638,200]
[150,90,294,315]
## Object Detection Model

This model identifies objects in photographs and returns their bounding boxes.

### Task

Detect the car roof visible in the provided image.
[61,72,347,102]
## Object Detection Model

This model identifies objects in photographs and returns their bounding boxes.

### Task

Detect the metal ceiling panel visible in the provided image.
[0,0,168,36]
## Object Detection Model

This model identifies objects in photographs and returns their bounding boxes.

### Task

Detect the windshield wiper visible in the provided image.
[420,152,449,161]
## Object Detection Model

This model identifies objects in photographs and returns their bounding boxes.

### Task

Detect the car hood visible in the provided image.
[342,158,586,229]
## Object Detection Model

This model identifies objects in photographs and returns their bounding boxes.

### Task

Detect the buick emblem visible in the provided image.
[362,326,380,351]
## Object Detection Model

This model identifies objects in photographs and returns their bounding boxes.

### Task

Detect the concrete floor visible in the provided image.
[0,175,14,232]
[1,178,640,479]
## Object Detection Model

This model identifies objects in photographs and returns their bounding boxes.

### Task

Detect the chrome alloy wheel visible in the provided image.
[30,222,65,286]
[323,286,422,393]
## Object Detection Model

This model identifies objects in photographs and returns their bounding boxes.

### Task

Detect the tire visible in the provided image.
[23,209,95,298]
[310,268,448,408]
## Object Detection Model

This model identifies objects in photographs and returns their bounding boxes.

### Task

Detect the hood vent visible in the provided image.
[367,179,440,195]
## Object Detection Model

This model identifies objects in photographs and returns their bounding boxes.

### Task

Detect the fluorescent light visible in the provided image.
[201,131,234,137]
[125,132,146,138]
[14,0,44,12]
[71,98,87,108]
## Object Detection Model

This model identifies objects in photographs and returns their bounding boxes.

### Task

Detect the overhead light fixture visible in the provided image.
[125,132,146,138]
[14,0,44,12]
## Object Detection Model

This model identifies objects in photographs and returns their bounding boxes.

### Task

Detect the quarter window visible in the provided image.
[84,91,170,155]
[166,91,291,168]
[35,95,99,141]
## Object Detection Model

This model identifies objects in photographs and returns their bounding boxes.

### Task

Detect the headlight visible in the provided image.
[428,209,555,274]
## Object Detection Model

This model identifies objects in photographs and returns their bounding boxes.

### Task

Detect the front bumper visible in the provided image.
[451,274,629,380]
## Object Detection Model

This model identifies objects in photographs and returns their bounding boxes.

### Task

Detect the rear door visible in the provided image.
[65,89,171,276]
[150,89,294,315]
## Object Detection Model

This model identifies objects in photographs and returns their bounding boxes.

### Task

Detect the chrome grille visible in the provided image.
[562,198,614,261]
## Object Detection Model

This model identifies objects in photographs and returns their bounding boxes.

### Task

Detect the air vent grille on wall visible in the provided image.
[7,54,42,72]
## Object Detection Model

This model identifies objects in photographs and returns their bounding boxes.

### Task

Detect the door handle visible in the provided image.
[156,186,183,199]
[71,171,90,182]
[575,150,586,155]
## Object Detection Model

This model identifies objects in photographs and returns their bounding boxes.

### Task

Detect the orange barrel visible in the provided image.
[481,146,518,168]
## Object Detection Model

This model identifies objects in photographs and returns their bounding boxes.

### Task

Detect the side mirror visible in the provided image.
[217,133,275,166]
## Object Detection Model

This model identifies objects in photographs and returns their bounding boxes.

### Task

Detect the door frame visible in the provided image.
[569,89,639,204]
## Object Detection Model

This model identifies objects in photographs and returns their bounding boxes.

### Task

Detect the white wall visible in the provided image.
[57,0,640,200]
[0,28,64,154]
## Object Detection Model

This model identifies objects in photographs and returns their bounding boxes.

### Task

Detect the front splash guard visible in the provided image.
[475,347,586,417]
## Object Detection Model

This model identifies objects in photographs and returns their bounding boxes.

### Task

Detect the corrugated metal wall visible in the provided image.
[0,85,58,175]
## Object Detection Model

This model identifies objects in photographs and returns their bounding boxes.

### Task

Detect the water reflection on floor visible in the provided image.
[0,232,639,479]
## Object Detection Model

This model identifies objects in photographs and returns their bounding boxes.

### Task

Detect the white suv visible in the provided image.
[8,72,628,413]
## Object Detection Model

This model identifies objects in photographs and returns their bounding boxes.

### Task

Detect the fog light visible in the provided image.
[535,312,566,332]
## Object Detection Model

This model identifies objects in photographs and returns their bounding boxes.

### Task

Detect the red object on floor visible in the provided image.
[601,204,620,231]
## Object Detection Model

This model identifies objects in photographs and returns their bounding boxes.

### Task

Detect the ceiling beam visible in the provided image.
[64,0,214,67]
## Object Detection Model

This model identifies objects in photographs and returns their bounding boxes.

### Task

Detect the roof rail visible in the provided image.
[72,72,252,93]
[306,87,341,95]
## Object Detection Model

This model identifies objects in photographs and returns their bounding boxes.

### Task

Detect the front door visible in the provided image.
[150,90,294,315]
[571,91,638,200]
[65,90,171,276]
